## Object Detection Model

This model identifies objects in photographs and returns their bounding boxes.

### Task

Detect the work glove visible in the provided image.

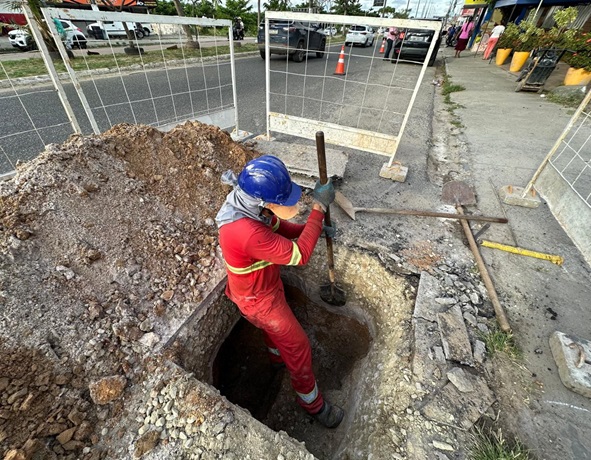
[322,222,337,239]
[313,179,335,212]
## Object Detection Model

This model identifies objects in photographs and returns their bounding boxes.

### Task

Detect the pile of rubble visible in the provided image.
[0,122,256,459]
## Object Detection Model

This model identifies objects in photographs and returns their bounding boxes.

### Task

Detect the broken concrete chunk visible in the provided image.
[414,272,443,322]
[438,305,474,366]
[433,440,455,451]
[433,346,446,363]
[422,373,495,430]
[447,368,474,393]
[549,331,591,398]
[89,375,127,405]
[473,340,486,364]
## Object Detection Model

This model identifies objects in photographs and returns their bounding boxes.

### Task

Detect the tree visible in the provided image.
[154,0,178,16]
[331,0,363,16]
[393,9,410,18]
[263,0,291,11]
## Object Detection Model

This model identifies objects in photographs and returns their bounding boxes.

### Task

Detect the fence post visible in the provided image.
[21,2,82,135]
[41,8,101,134]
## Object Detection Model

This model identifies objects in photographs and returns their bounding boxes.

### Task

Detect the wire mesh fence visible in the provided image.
[0,60,75,178]
[0,7,242,177]
[262,12,442,161]
[42,8,239,134]
[546,97,591,207]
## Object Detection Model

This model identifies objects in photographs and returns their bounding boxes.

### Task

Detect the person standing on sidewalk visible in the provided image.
[383,26,399,61]
[215,155,345,429]
[454,17,474,58]
[483,22,505,60]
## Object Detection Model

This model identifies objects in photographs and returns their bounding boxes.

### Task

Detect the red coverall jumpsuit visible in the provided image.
[219,208,325,414]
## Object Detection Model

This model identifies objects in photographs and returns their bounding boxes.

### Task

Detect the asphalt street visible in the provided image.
[0,42,436,175]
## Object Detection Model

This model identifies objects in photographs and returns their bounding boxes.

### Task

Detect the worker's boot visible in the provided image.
[313,401,344,428]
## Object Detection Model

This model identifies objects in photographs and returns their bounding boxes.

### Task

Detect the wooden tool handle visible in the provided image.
[315,132,337,288]
[457,206,511,332]
[356,207,508,223]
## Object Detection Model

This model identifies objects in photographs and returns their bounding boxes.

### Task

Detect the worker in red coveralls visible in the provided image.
[215,155,344,428]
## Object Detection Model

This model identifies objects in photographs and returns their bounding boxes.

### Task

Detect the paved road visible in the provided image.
[0,35,257,61]
[0,43,435,174]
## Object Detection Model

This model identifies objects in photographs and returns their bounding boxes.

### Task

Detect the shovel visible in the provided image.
[316,131,346,307]
[335,191,508,224]
[441,180,511,332]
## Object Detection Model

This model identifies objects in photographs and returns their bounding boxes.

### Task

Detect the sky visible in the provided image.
[358,0,455,18]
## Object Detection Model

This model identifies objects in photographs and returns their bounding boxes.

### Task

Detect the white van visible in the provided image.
[86,21,152,39]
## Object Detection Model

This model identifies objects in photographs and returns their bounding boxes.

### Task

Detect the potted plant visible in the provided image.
[495,22,519,66]
[561,31,591,85]
[510,21,542,72]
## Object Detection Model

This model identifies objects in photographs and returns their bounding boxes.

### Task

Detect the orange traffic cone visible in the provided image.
[334,45,346,76]
[379,39,386,54]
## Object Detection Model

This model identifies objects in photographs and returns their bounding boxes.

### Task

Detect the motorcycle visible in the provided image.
[232,26,244,41]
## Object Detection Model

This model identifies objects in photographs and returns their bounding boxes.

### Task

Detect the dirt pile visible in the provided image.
[0,122,256,459]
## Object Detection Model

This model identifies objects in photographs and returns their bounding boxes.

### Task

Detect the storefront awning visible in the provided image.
[495,0,586,8]
[463,0,489,7]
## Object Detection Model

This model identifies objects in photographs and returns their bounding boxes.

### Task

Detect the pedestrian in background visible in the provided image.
[446,24,457,47]
[483,22,505,60]
[383,26,399,61]
[454,17,474,58]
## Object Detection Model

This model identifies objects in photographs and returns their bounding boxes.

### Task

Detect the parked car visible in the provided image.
[322,26,337,36]
[86,21,152,39]
[8,19,87,51]
[257,20,326,62]
[392,26,444,67]
[345,25,375,47]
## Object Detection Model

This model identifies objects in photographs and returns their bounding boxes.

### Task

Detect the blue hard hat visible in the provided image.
[238,155,301,206]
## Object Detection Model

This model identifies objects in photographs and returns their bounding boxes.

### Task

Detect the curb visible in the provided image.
[0,51,260,89]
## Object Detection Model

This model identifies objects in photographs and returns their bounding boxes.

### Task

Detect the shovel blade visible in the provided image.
[441,181,477,206]
[320,283,347,307]
[334,191,357,220]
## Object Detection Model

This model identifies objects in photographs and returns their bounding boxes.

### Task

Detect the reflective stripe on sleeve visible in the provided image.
[225,260,273,275]
[288,242,302,266]
[272,218,281,232]
[267,347,281,356]
[297,382,319,404]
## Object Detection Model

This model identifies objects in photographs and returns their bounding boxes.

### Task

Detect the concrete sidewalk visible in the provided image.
[442,47,591,459]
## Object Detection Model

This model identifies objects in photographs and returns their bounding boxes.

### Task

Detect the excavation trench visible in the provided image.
[165,248,415,459]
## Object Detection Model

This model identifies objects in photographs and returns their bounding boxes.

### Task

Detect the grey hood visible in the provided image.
[215,170,271,228]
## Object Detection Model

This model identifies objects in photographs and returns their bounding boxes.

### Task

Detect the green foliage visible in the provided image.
[469,426,531,460]
[513,21,543,52]
[330,0,363,16]
[553,6,578,29]
[483,329,521,359]
[393,10,410,19]
[153,0,178,15]
[441,83,465,95]
[263,0,291,11]
[497,22,519,49]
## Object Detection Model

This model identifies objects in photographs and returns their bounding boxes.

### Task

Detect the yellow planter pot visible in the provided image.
[509,51,530,72]
[495,48,512,66]
[564,67,591,86]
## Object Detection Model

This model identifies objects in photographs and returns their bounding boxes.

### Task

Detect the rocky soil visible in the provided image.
[0,122,256,459]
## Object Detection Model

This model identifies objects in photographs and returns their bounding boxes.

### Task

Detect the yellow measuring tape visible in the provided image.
[480,240,564,266]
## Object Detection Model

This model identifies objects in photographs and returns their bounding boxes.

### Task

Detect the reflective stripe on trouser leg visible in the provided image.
[239,290,324,414]
[297,382,319,404]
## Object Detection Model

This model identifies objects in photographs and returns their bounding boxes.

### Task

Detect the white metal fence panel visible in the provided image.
[41,8,238,134]
[263,11,441,164]
[528,90,591,263]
